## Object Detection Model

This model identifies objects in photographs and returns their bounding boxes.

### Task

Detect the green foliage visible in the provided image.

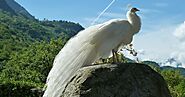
[142,61,185,97]
[0,82,43,97]
[0,39,63,87]
[160,69,185,97]
[0,39,64,97]
[0,10,83,67]
[175,80,185,97]
[0,10,83,97]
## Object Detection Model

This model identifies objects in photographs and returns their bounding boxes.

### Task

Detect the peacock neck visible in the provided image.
[127,11,141,34]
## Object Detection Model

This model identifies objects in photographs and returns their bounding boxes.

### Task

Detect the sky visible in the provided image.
[15,0,185,68]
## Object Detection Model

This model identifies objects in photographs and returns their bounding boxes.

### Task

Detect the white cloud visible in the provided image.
[132,21,185,68]
[174,21,185,42]
[170,43,185,67]
[127,21,185,67]
[137,49,145,55]
[171,22,185,67]
[155,21,185,68]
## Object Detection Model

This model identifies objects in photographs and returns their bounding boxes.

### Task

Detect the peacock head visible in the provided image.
[130,8,140,13]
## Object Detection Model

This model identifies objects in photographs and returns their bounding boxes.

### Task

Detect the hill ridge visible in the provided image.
[0,0,34,19]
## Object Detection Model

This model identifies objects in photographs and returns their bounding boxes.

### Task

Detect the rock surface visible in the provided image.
[62,63,172,97]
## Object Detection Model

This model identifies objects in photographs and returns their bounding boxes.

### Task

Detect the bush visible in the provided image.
[0,81,43,97]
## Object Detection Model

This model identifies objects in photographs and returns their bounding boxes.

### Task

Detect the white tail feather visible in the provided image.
[43,26,99,97]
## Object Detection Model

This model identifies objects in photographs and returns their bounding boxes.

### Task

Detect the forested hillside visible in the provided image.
[142,61,185,97]
[0,10,83,64]
[0,9,83,96]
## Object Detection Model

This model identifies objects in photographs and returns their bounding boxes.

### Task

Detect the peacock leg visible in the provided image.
[112,49,116,63]
[112,49,120,63]
[115,51,119,63]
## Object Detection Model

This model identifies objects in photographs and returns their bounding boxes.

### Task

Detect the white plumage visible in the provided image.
[43,7,141,97]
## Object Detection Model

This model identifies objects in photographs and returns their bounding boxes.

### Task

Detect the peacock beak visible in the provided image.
[135,8,140,11]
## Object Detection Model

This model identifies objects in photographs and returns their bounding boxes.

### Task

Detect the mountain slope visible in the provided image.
[0,10,84,64]
[142,61,185,76]
[0,0,16,14]
[0,0,84,87]
[0,0,34,19]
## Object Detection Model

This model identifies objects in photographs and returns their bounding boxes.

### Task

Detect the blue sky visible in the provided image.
[15,0,185,67]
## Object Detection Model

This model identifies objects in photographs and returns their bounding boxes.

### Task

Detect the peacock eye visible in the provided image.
[131,8,139,12]
[133,8,137,10]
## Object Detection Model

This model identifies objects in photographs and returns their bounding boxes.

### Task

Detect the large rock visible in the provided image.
[62,63,171,97]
